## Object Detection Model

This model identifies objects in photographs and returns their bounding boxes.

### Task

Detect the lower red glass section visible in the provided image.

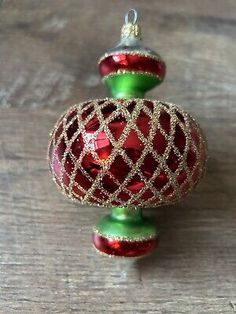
[93,233,158,257]
[99,53,166,79]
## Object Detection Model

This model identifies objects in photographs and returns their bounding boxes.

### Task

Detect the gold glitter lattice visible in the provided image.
[48,98,207,208]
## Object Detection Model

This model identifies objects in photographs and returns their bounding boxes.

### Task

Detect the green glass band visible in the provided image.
[94,207,158,240]
[104,72,162,99]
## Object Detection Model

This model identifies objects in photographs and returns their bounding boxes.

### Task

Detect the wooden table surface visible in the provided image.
[0,1,235,313]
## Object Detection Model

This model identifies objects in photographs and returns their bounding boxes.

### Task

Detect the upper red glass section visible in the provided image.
[99,53,166,79]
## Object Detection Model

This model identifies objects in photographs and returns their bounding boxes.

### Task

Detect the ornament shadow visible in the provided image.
[134,201,209,274]
[134,155,226,274]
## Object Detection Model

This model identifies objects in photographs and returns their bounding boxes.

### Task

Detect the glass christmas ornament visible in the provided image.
[48,10,207,258]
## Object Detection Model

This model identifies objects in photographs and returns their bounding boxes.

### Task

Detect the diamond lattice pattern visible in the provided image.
[48,99,207,208]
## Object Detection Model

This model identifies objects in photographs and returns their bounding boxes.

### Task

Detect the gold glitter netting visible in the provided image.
[47,98,207,208]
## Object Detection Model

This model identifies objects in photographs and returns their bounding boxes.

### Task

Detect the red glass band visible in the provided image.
[99,53,166,79]
[93,232,158,257]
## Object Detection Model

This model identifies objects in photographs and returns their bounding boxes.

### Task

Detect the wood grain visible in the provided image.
[0,1,235,313]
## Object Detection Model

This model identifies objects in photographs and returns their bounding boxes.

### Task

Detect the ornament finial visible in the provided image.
[98,9,166,98]
[121,9,141,40]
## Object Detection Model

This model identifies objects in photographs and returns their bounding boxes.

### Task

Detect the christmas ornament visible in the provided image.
[48,9,207,258]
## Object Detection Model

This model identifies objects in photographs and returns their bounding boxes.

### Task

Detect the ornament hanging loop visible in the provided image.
[121,9,141,40]
[125,9,138,25]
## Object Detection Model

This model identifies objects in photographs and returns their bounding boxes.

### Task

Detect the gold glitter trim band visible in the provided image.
[102,70,161,82]
[98,51,163,65]
[93,227,158,242]
[93,245,152,259]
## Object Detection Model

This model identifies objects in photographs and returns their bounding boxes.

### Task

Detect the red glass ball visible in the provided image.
[48,99,207,207]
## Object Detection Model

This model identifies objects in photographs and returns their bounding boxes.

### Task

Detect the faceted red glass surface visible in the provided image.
[102,175,118,193]
[141,153,158,179]
[71,135,84,157]
[174,125,186,153]
[167,150,180,172]
[154,171,168,190]
[123,130,144,162]
[136,109,151,136]
[109,155,131,183]
[159,110,171,134]
[108,115,126,141]
[93,233,158,257]
[48,99,207,207]
[153,130,166,155]
[99,53,166,79]
[81,153,101,179]
[141,189,154,200]
[127,174,145,193]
